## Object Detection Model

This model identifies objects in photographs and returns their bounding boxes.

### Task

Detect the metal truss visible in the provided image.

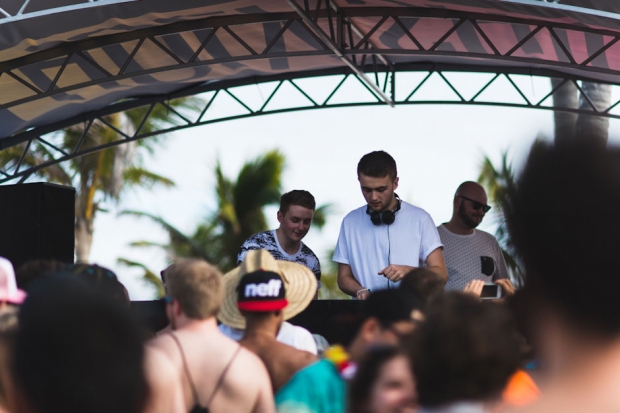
[0,0,136,24]
[2,66,620,184]
[5,3,620,138]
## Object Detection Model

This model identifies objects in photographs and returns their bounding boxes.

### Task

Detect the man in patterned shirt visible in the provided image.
[438,181,515,295]
[237,190,321,295]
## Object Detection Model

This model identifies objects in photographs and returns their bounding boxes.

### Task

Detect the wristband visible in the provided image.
[356,288,370,296]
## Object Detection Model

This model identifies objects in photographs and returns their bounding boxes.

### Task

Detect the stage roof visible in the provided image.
[2,0,620,158]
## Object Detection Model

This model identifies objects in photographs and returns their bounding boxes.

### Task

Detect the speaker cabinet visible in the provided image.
[0,183,75,269]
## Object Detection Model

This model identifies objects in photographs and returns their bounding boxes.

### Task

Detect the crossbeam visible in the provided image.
[1,67,618,184]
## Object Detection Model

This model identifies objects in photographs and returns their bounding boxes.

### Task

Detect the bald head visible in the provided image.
[455,181,487,202]
[450,181,489,231]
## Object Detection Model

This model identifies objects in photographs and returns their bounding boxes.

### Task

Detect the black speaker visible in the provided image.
[0,183,75,269]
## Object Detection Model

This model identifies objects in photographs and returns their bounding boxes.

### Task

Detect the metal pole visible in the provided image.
[286,0,395,107]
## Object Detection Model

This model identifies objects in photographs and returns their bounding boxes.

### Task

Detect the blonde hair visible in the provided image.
[164,259,223,319]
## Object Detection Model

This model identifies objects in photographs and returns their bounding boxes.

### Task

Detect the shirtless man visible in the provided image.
[148,259,274,413]
[238,270,316,393]
[235,267,345,412]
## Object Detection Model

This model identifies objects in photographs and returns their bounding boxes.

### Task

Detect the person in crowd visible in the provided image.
[346,289,422,364]
[66,263,130,305]
[399,267,445,309]
[149,259,274,413]
[333,150,446,299]
[0,258,26,309]
[238,271,317,393]
[324,289,423,382]
[500,290,541,409]
[220,250,318,355]
[238,190,321,295]
[348,346,417,413]
[503,143,620,413]
[410,293,522,413]
[12,277,151,413]
[438,182,515,295]
[227,251,345,413]
[14,260,67,292]
[0,307,18,413]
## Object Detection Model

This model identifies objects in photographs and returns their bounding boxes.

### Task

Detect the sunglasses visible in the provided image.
[160,296,174,305]
[459,196,491,213]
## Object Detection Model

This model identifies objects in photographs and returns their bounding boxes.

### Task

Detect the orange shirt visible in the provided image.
[502,370,541,407]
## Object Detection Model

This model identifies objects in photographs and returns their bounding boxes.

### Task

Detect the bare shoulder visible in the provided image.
[232,345,271,374]
[143,347,186,413]
[148,331,175,350]
[269,341,317,370]
[145,346,176,372]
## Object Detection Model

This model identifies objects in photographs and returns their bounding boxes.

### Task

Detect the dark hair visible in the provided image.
[15,277,148,413]
[15,260,67,291]
[363,289,422,328]
[66,263,129,305]
[411,293,521,408]
[507,143,620,336]
[357,151,397,181]
[399,268,445,309]
[279,190,316,214]
[348,346,408,413]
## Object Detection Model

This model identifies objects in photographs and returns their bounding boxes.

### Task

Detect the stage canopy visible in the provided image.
[1,0,620,182]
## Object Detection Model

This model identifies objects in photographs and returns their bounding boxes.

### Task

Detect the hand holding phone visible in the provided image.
[480,282,502,299]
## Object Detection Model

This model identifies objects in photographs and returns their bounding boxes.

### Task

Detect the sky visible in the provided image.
[85,73,620,300]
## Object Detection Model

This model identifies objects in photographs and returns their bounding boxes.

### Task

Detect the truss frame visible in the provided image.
[2,65,620,184]
[0,0,137,25]
[4,6,620,126]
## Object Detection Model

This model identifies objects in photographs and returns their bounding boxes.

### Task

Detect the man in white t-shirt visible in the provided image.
[438,181,515,294]
[333,151,447,299]
[237,190,321,293]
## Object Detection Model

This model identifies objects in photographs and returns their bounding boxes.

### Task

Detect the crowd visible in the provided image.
[0,142,618,413]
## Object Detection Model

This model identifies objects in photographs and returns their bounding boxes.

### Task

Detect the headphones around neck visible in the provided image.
[366,194,402,226]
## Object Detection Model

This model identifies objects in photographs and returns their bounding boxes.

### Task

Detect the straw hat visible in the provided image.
[218,249,317,329]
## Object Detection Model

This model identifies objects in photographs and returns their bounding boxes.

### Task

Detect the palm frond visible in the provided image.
[119,210,212,261]
[122,167,176,189]
[117,257,165,298]
[312,203,333,229]
[478,150,524,285]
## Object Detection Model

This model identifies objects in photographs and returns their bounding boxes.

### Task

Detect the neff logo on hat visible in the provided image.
[244,279,283,297]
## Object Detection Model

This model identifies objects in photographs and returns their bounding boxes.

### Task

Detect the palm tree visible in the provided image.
[121,150,331,296]
[478,151,523,285]
[478,141,549,286]
[318,248,349,299]
[552,79,611,147]
[0,98,201,262]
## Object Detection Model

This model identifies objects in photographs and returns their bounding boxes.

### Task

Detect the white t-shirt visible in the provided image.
[218,321,318,355]
[333,201,443,292]
[438,224,509,292]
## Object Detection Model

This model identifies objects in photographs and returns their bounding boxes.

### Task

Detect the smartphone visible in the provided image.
[480,283,502,299]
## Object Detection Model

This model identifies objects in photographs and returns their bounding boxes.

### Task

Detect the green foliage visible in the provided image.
[0,97,201,262]
[121,150,340,299]
[478,149,524,285]
[318,248,349,300]
[117,258,165,298]
[122,150,286,273]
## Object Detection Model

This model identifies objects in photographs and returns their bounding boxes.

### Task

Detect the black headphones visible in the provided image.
[366,194,402,226]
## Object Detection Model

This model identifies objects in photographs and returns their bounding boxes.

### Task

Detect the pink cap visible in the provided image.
[0,257,26,304]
